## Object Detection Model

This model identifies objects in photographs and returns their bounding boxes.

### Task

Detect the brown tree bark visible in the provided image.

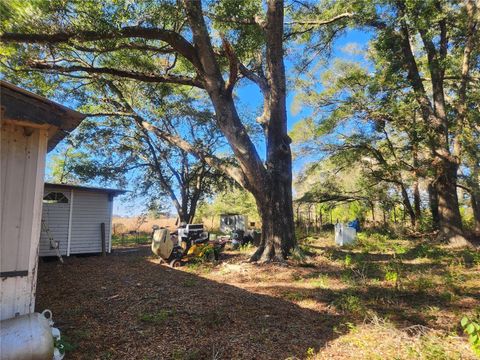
[400,185,416,228]
[428,182,440,230]
[434,162,467,245]
[466,162,480,237]
[413,181,421,228]
[472,194,480,237]
[411,112,422,229]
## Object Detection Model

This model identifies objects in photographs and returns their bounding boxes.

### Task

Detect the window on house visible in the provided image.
[43,192,68,204]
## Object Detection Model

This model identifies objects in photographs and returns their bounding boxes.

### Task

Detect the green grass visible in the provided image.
[112,233,150,246]
[139,309,173,324]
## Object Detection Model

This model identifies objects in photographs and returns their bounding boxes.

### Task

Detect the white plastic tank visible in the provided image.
[335,223,357,246]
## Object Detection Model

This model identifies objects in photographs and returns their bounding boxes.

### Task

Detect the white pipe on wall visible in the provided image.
[66,189,74,256]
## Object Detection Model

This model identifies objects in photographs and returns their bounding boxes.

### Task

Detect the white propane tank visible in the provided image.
[0,312,54,360]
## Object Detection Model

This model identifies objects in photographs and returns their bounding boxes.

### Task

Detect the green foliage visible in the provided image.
[283,291,307,302]
[291,0,480,235]
[305,347,316,360]
[238,242,255,254]
[195,187,260,225]
[461,315,480,356]
[384,269,398,283]
[47,145,93,184]
[54,335,76,355]
[332,293,366,316]
[355,233,390,253]
[408,244,449,261]
[309,274,330,289]
[344,254,352,268]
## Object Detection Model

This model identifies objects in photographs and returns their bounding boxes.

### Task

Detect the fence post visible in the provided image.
[101,222,106,256]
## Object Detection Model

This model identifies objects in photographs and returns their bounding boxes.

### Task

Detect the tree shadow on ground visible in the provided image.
[260,282,480,330]
[36,252,344,360]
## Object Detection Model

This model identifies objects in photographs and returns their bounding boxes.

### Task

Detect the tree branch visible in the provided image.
[27,61,203,88]
[102,81,249,189]
[286,12,354,26]
[1,26,202,69]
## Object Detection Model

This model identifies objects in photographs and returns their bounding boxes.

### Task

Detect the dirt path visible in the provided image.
[36,249,341,359]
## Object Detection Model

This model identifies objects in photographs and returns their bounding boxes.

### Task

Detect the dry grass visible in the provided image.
[112,216,177,234]
[316,316,476,360]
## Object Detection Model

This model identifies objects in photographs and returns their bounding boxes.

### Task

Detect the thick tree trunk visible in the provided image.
[428,182,440,230]
[471,193,480,237]
[435,159,469,246]
[251,179,295,262]
[471,163,480,237]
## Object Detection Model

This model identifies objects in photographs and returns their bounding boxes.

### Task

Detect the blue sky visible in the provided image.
[44,28,373,217]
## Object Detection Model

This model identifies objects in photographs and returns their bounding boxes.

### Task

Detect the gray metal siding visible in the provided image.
[70,190,112,254]
[40,190,70,256]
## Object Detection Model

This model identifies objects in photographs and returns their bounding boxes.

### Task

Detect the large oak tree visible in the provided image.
[1,0,296,261]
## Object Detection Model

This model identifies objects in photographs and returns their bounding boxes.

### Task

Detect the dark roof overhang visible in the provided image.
[1,80,86,152]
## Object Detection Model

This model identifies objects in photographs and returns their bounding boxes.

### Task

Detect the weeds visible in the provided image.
[172,349,201,360]
[238,243,255,253]
[198,309,228,327]
[461,315,480,357]
[290,246,308,263]
[319,317,475,359]
[332,293,367,316]
[54,335,76,355]
[139,309,172,324]
[384,258,403,289]
[284,291,307,302]
[309,274,330,289]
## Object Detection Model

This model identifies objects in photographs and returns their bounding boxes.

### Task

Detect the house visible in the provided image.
[40,183,125,257]
[0,80,85,321]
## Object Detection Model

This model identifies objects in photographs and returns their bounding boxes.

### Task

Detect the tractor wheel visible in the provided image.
[169,259,182,268]
[206,251,215,262]
[206,249,219,262]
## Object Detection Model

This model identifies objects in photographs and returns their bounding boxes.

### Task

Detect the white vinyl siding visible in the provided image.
[70,190,111,254]
[39,187,113,256]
